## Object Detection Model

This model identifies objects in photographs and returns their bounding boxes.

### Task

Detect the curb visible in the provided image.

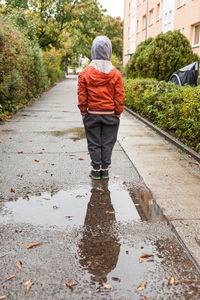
[125,106,200,163]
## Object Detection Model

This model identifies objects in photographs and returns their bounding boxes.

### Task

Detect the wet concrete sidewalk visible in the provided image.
[118,110,200,271]
[0,78,200,299]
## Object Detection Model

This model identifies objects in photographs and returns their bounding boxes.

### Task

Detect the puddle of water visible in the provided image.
[40,127,85,141]
[0,181,141,227]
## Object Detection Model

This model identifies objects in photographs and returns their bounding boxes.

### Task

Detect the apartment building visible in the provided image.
[123,0,200,66]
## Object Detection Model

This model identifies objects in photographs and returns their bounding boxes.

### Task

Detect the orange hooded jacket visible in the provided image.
[77,65,125,116]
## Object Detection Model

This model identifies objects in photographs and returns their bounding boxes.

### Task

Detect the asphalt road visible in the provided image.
[0,78,199,299]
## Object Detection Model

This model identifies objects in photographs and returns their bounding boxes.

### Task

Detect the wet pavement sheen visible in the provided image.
[0,79,200,299]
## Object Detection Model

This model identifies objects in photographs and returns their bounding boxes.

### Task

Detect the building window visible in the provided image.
[177,0,186,7]
[180,27,184,34]
[157,3,160,20]
[143,15,147,29]
[193,24,200,46]
[168,10,172,24]
[149,9,154,25]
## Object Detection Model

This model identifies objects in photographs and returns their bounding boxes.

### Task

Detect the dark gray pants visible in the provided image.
[84,114,120,169]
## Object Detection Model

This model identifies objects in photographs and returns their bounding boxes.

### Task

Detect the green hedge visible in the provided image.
[0,19,47,117]
[124,78,200,152]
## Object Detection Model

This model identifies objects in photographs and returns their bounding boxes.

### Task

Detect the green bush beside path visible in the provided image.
[124,78,200,152]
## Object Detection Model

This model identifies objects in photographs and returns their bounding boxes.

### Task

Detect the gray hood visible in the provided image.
[91,36,112,61]
[90,36,114,74]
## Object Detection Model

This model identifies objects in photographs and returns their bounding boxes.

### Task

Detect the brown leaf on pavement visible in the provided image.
[103,283,112,289]
[65,281,74,290]
[27,242,41,249]
[10,188,15,193]
[53,205,59,209]
[38,152,43,154]
[16,261,23,270]
[59,234,68,238]
[65,216,73,221]
[78,158,84,161]
[168,276,175,285]
[15,229,22,233]
[34,159,40,163]
[180,221,189,226]
[140,254,154,262]
[0,296,7,299]
[5,275,16,282]
[175,280,194,285]
[17,152,23,154]
[25,279,34,294]
[105,211,115,214]
[29,140,32,142]
[142,297,149,300]
[137,282,147,291]
[17,174,23,179]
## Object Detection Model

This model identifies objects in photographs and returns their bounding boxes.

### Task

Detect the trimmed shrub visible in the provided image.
[124,78,200,152]
[126,31,199,81]
[43,47,66,86]
[0,18,47,116]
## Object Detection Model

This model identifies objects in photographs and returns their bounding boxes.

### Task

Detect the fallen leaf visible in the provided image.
[168,276,175,285]
[16,261,23,270]
[137,282,147,291]
[0,296,7,299]
[51,163,55,166]
[105,211,115,214]
[25,279,34,294]
[5,275,15,282]
[103,283,112,289]
[17,151,23,154]
[34,159,40,163]
[180,221,189,226]
[111,277,121,282]
[38,152,43,154]
[29,140,32,142]
[16,174,23,179]
[65,216,73,221]
[149,199,153,205]
[96,187,104,192]
[114,175,119,179]
[142,297,149,300]
[45,170,48,173]
[188,162,193,165]
[27,242,41,249]
[78,158,84,160]
[10,188,15,193]
[175,280,194,285]
[53,205,59,209]
[15,229,22,233]
[65,281,74,290]
[59,234,68,238]
[43,197,50,200]
[140,254,154,262]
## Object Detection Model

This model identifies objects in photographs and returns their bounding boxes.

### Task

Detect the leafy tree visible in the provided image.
[101,15,123,61]
[126,31,199,81]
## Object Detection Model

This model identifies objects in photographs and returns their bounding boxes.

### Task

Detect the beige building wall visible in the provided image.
[123,0,132,66]
[135,0,163,46]
[123,0,200,66]
[174,0,200,56]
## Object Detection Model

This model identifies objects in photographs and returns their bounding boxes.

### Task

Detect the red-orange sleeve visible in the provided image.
[114,72,125,115]
[77,71,88,114]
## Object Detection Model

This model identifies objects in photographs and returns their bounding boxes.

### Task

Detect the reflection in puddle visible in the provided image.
[0,182,141,227]
[79,181,120,283]
[41,127,85,141]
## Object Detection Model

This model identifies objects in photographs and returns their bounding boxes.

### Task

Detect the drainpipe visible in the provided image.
[145,0,149,40]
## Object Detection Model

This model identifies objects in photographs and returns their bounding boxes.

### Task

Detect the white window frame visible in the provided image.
[149,9,154,25]
[193,24,200,47]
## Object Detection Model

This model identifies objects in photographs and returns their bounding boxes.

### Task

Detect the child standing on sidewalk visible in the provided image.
[77,36,125,180]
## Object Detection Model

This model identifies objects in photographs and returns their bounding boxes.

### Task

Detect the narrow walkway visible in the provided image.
[118,110,200,268]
